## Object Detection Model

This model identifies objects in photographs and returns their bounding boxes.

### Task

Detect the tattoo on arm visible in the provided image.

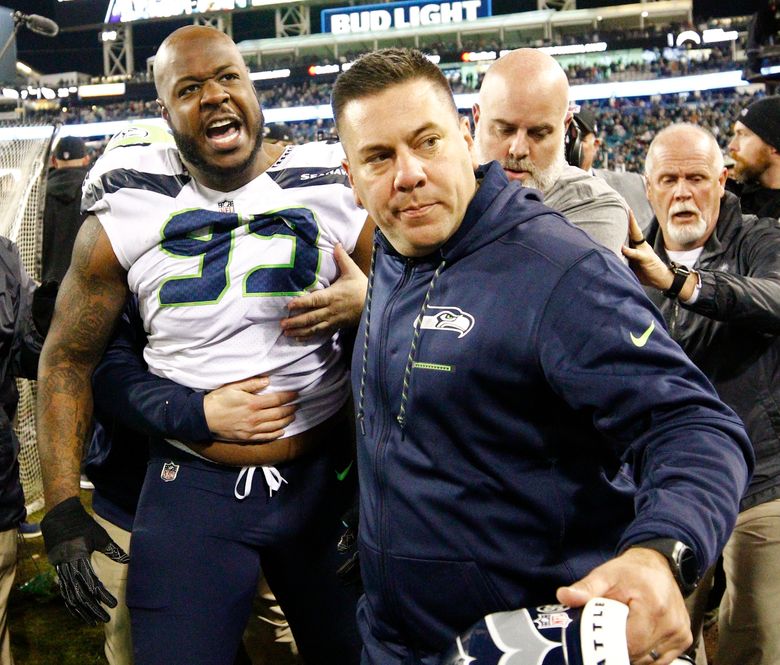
[37,217,129,507]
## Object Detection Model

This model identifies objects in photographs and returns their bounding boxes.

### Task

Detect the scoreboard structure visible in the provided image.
[99,0,693,78]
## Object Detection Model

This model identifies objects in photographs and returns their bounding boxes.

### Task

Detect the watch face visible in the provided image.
[676,543,699,590]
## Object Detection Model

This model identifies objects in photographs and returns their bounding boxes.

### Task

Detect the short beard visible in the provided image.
[172,113,265,189]
[514,147,566,194]
[665,207,708,247]
[474,136,566,194]
[732,157,766,184]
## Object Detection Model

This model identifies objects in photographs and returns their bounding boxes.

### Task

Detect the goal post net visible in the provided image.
[1,120,58,515]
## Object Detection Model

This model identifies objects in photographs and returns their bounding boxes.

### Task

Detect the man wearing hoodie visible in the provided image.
[332,48,753,665]
[42,136,90,283]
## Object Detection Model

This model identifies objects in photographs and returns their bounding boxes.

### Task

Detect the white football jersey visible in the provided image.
[83,124,366,436]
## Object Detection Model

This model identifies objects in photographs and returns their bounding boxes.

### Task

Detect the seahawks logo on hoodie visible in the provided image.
[420,306,475,338]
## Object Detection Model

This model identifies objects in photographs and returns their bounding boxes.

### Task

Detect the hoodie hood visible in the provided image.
[46,167,89,205]
[438,161,554,262]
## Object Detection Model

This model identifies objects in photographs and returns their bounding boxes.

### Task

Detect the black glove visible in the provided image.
[40,497,129,624]
[32,280,59,336]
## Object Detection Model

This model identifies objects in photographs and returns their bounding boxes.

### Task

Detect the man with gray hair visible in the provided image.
[472,48,629,256]
[625,122,780,665]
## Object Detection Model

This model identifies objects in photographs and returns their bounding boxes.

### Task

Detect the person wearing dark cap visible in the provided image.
[571,105,657,234]
[264,123,293,146]
[569,106,600,173]
[42,135,91,284]
[728,95,780,218]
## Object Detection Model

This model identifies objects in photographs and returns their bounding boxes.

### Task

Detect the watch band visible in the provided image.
[662,262,691,299]
[630,538,699,597]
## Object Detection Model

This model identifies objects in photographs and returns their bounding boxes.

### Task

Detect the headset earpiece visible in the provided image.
[564,118,584,168]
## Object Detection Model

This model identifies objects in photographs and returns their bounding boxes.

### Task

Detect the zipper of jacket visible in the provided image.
[375,258,417,627]
[669,299,680,338]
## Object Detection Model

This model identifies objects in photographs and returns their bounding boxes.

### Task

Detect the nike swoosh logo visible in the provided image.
[335,460,353,482]
[630,320,656,347]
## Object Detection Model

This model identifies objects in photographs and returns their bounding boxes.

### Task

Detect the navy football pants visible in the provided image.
[126,435,360,665]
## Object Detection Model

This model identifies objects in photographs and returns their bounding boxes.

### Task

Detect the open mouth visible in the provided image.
[672,211,698,223]
[205,118,242,149]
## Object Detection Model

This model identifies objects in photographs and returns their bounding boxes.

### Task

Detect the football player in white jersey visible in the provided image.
[37,25,371,665]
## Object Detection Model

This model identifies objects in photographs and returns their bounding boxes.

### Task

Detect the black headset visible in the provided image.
[564,116,585,168]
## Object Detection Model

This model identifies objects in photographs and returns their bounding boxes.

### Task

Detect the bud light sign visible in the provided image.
[322,0,491,35]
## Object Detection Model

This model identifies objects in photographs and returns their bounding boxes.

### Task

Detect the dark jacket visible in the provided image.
[42,166,89,283]
[646,191,780,511]
[0,237,42,531]
[353,162,752,653]
[727,178,780,220]
[87,296,212,531]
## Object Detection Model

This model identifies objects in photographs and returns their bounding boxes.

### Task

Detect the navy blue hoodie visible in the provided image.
[352,162,753,653]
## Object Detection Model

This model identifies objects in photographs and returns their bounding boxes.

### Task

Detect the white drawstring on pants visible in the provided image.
[234,465,288,499]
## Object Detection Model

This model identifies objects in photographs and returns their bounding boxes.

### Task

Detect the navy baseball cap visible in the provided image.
[55,136,87,160]
[575,107,598,136]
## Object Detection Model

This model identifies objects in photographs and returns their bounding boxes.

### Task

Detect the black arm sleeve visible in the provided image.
[91,296,211,444]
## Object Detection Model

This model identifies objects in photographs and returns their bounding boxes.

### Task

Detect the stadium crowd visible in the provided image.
[17,34,751,175]
[2,9,780,665]
[44,87,763,174]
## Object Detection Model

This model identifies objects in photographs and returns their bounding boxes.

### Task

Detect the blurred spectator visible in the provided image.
[727,96,780,218]
[263,123,293,145]
[570,106,600,172]
[42,136,90,283]
[575,105,656,232]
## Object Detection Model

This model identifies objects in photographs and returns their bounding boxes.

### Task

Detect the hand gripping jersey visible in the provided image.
[83,124,365,440]
[440,598,695,665]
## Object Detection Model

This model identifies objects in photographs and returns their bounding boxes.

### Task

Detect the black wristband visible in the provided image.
[662,262,691,299]
[40,497,95,553]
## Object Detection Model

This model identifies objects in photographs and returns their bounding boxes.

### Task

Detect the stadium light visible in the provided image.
[79,83,126,98]
[702,28,739,43]
[308,64,340,76]
[538,42,607,56]
[462,51,497,62]
[249,69,291,81]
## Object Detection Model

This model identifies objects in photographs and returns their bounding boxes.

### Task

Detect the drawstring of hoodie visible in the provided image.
[356,244,377,436]
[234,465,288,499]
[355,245,446,437]
[396,259,445,433]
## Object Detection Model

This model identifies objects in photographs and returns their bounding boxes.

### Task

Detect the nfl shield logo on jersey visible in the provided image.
[440,598,696,665]
[218,199,235,214]
[161,461,180,482]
